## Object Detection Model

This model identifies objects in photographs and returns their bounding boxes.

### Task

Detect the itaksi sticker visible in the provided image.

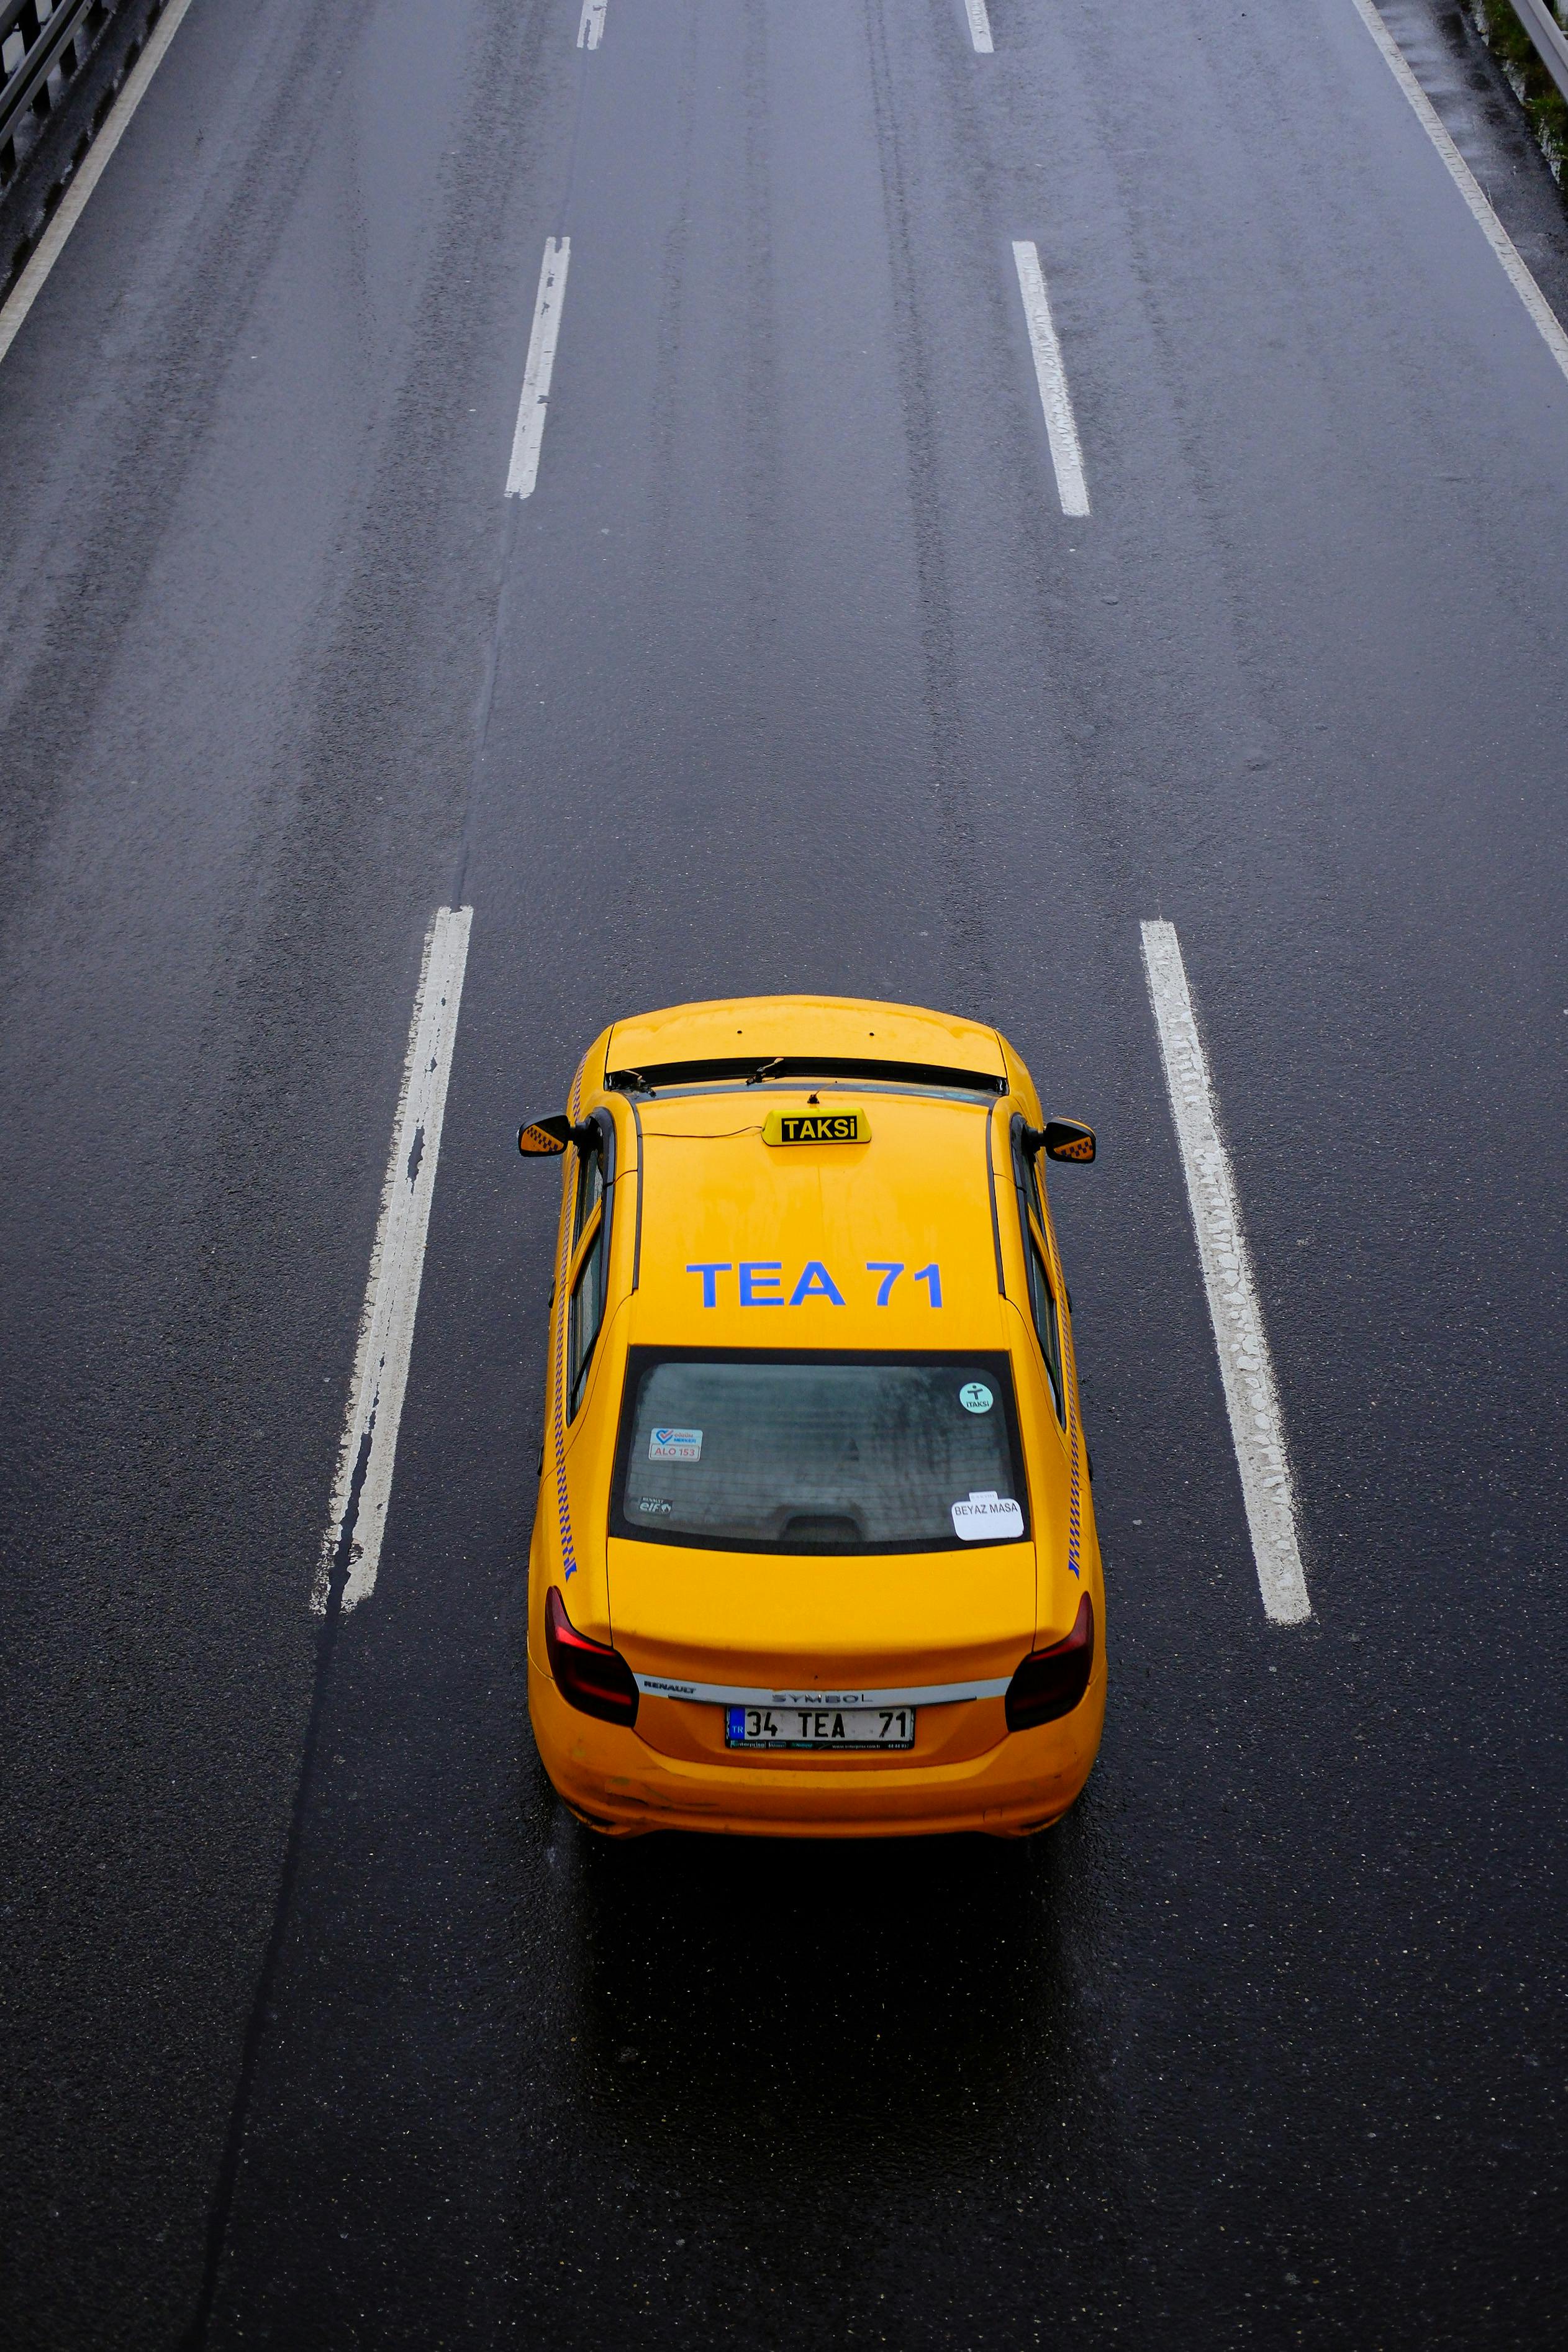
[958,1382,994,1414]
[951,1490,1024,1541]
[650,1426,702,1462]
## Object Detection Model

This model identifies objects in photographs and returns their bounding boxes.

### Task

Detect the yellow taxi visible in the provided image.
[518,994,1104,1839]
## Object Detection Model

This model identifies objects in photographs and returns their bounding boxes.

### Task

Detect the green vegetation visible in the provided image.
[1468,0,1568,179]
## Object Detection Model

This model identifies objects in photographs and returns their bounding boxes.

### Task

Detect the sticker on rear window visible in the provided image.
[958,1382,994,1414]
[650,1426,703,1462]
[951,1490,1023,1540]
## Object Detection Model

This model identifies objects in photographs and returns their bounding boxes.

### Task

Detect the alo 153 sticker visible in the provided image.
[649,1426,702,1462]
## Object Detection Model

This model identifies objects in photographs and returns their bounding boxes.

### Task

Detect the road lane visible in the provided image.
[202,0,1564,2345]
[1347,0,1568,377]
[0,1,580,2340]
[0,0,1564,2345]
[0,0,202,371]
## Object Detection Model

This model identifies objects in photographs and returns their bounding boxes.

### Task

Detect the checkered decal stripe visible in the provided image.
[551,1063,586,1580]
[1059,1269,1084,1581]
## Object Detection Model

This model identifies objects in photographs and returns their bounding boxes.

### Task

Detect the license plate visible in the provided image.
[724,1704,916,1750]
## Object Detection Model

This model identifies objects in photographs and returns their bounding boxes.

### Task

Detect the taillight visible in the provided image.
[1004,1595,1094,1732]
[544,1587,640,1727]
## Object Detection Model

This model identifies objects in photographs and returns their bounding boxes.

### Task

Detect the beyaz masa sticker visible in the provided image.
[951,1491,1024,1541]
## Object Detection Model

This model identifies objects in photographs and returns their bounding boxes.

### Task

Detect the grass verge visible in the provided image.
[1466,0,1568,179]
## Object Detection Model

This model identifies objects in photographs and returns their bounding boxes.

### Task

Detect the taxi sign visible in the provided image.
[761,1105,870,1147]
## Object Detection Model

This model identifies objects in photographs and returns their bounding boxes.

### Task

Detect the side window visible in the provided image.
[1023,1228,1064,1421]
[566,1122,612,1416]
[1012,1123,1065,1422]
[573,1140,604,1248]
[568,1217,607,1412]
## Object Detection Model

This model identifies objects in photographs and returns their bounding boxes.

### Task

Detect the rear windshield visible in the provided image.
[611,1350,1028,1553]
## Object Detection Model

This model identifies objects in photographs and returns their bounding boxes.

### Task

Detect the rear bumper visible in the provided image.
[528,1655,1105,1838]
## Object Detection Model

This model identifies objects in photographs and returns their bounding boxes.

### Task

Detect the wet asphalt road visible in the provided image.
[1,0,1566,2344]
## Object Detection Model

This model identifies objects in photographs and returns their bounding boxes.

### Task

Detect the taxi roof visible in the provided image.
[604,994,1008,1095]
[626,1083,1011,1351]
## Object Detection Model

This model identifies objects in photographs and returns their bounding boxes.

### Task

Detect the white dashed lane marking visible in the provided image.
[578,0,607,49]
[964,0,995,55]
[1140,921,1312,1626]
[1012,240,1090,518]
[312,907,473,1615]
[506,238,571,499]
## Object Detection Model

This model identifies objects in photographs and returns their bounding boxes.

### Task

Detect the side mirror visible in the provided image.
[1023,1119,1096,1165]
[518,1114,599,1158]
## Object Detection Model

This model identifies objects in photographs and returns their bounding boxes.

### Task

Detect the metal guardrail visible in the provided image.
[1510,0,1568,107]
[1,0,107,181]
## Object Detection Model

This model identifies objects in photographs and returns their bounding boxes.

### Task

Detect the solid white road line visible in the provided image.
[1346,0,1568,386]
[506,237,571,499]
[0,0,199,372]
[1140,921,1312,1627]
[312,907,473,1616]
[1012,240,1090,517]
[577,0,607,48]
[964,0,995,56]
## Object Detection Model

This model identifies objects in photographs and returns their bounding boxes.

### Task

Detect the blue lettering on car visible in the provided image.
[686,1261,732,1306]
[686,1260,942,1305]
